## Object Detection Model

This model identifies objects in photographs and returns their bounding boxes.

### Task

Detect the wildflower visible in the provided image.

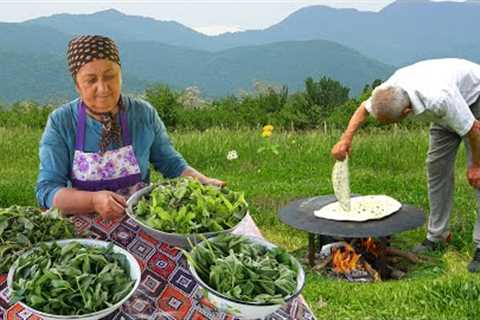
[261,130,272,138]
[262,124,274,138]
[258,124,279,155]
[227,150,238,161]
[263,124,274,132]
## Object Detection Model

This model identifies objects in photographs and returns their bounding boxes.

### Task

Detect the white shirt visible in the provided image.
[365,58,480,136]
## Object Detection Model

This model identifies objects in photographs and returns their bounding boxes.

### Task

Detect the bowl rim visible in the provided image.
[187,234,305,306]
[126,183,248,237]
[7,238,141,319]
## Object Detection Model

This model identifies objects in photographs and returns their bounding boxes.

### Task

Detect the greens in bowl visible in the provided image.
[8,239,140,320]
[133,178,248,234]
[185,234,305,319]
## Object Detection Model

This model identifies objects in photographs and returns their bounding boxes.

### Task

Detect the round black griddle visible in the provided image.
[278,195,426,266]
[280,195,425,238]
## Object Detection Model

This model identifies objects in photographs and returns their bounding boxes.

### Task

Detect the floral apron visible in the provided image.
[71,101,146,198]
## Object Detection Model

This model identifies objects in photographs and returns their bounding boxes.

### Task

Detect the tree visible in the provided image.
[304,76,350,120]
[144,84,181,128]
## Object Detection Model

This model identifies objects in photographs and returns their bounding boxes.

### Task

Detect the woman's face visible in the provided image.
[75,59,122,113]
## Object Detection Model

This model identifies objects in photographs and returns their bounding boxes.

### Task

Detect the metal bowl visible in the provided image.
[7,239,141,320]
[126,184,248,249]
[187,235,305,319]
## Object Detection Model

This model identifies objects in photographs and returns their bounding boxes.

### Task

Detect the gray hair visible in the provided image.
[370,85,410,120]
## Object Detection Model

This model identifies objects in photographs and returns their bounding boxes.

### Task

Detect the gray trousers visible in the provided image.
[426,97,480,247]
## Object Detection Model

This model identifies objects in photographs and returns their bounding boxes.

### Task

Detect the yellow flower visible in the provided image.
[262,124,274,132]
[262,130,272,138]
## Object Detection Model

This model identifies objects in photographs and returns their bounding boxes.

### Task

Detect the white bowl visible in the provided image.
[126,184,248,249]
[7,239,141,320]
[188,235,305,320]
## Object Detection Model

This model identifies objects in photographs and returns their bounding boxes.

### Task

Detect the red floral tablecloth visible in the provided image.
[0,214,315,320]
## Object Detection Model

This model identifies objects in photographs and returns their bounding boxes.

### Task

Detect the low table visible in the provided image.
[279,195,425,266]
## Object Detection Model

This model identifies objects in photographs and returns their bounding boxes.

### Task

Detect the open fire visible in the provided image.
[316,237,426,282]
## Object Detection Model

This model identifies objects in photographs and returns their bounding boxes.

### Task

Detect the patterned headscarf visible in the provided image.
[66,35,121,78]
[68,35,123,153]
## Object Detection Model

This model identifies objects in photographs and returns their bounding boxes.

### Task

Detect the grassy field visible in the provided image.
[1,126,480,319]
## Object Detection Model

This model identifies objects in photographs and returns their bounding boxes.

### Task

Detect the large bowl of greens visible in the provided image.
[186,234,305,319]
[126,178,248,248]
[7,239,141,320]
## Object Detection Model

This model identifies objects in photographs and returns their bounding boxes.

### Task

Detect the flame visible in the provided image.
[362,237,380,257]
[332,244,361,273]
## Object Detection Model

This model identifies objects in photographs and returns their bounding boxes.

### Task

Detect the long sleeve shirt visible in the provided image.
[36,95,188,209]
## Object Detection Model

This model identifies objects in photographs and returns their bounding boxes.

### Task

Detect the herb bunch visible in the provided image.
[134,178,248,234]
[0,206,76,273]
[187,234,299,304]
[11,242,134,315]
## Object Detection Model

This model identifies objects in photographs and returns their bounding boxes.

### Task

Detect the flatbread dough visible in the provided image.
[332,157,351,211]
[314,195,402,221]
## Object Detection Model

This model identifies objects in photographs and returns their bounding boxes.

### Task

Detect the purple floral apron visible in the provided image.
[71,101,146,198]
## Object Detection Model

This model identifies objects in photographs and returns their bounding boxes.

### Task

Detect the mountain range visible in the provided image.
[1,0,479,103]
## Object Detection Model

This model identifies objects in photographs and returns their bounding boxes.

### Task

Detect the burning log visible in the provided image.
[363,260,381,281]
[332,244,361,274]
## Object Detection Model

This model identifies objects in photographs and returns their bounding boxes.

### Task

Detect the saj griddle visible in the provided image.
[279,195,425,266]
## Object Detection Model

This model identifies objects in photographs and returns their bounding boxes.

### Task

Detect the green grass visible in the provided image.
[2,126,480,319]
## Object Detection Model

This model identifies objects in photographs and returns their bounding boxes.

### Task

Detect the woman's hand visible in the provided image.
[91,191,126,220]
[202,177,226,187]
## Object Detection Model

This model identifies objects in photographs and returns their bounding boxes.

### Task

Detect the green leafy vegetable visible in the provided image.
[11,242,134,315]
[0,206,76,273]
[134,178,248,234]
[185,234,299,304]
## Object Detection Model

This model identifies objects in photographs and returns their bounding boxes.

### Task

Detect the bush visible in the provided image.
[0,101,53,128]
[1,77,429,132]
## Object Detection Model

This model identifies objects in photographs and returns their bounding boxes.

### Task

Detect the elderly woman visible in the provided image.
[36,35,223,221]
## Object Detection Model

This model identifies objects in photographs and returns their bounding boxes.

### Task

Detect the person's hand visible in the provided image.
[91,191,126,221]
[331,138,352,161]
[467,164,480,189]
[202,177,226,187]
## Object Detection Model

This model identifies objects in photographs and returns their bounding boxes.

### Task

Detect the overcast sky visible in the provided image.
[0,0,466,35]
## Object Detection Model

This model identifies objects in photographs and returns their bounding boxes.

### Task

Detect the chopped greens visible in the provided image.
[11,242,134,315]
[134,178,248,234]
[186,234,299,304]
[0,206,76,273]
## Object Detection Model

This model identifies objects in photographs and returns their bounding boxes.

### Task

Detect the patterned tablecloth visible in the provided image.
[0,214,315,320]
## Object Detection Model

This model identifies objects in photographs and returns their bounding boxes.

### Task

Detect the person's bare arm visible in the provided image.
[331,102,370,160]
[180,166,225,187]
[467,120,480,188]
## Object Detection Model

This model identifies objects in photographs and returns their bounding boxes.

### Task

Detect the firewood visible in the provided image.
[363,260,381,281]
[384,247,431,263]
[313,255,333,272]
[388,266,406,280]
